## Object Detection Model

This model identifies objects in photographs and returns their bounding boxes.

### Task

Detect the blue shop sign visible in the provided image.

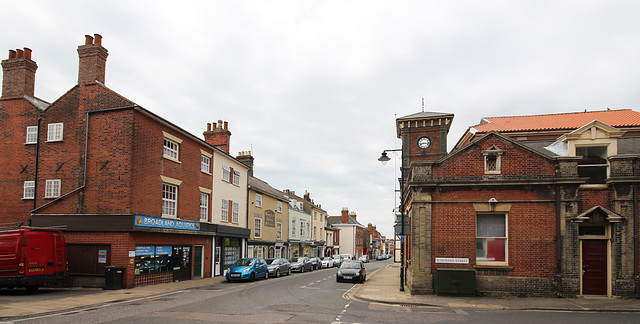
[155,245,173,256]
[135,215,200,231]
[136,245,155,256]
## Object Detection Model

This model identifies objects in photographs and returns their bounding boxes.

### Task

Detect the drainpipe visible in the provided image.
[555,165,563,297]
[633,160,639,299]
[33,117,42,212]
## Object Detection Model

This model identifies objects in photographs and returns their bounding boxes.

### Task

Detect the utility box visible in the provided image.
[436,268,476,296]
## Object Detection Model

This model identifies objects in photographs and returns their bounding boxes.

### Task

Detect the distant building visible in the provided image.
[327,207,366,257]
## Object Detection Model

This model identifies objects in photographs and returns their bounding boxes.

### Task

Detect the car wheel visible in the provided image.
[301,266,305,273]
[275,269,280,278]
[250,272,256,282]
[336,277,340,282]
[265,271,269,279]
[287,268,291,276]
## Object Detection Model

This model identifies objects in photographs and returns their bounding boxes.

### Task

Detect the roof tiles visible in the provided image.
[473,109,640,132]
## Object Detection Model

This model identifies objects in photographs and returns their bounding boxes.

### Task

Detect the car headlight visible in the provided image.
[337,271,342,275]
[243,268,250,273]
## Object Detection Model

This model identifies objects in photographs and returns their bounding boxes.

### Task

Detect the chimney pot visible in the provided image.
[94,34,102,45]
[85,35,94,45]
[224,121,228,130]
[15,49,23,58]
[207,123,211,132]
[8,50,16,59]
[23,48,32,60]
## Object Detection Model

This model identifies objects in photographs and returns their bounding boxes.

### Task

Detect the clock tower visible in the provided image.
[396,111,454,165]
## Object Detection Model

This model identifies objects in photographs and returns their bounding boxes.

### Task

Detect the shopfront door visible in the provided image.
[582,239,607,296]
[194,245,203,278]
[172,246,191,281]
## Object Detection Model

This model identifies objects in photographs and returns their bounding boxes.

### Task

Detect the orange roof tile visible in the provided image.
[473,109,640,132]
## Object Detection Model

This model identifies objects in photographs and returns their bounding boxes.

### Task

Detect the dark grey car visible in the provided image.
[289,257,313,272]
[266,258,291,278]
[336,260,366,283]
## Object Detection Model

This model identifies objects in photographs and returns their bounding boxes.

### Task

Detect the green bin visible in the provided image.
[436,268,476,296]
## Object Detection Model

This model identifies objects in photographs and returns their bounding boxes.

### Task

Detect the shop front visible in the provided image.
[213,225,250,276]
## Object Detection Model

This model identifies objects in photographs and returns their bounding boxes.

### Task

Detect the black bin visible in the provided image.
[104,266,125,290]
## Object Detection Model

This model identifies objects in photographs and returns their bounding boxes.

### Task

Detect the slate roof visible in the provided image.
[248,176,288,201]
[473,109,640,132]
[326,215,364,227]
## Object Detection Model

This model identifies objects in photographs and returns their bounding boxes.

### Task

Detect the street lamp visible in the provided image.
[378,149,406,292]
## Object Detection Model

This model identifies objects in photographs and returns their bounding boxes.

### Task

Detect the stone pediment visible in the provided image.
[572,206,624,223]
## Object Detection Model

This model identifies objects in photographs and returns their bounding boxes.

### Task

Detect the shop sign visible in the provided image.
[136,245,155,256]
[135,215,200,231]
[155,245,173,255]
[264,210,276,227]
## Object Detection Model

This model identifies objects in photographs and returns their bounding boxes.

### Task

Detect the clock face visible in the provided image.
[417,136,431,149]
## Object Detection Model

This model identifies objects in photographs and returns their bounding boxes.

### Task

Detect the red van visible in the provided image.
[0,227,68,292]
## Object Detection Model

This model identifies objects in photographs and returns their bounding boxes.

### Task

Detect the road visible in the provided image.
[5,260,639,323]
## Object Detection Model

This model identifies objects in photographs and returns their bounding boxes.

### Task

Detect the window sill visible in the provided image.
[22,197,34,200]
[161,215,179,219]
[474,264,513,270]
[201,170,212,175]
[163,156,182,164]
[46,140,63,143]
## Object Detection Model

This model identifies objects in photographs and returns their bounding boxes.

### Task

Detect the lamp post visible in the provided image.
[378,149,406,292]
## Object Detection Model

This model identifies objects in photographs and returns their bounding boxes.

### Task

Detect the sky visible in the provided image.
[3,1,640,239]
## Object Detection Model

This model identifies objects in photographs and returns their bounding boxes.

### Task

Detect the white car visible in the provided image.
[358,255,369,263]
[321,257,334,268]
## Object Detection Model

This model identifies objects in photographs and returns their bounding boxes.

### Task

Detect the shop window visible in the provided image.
[576,146,608,184]
[224,238,241,269]
[134,245,173,275]
[476,214,507,263]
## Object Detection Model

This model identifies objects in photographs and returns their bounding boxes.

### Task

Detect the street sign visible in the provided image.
[395,223,410,236]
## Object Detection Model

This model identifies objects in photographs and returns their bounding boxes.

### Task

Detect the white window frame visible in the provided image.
[255,194,263,208]
[200,192,210,222]
[232,201,239,223]
[26,126,38,144]
[254,218,262,238]
[276,222,282,240]
[44,179,61,198]
[23,181,35,199]
[476,213,508,265]
[277,201,283,213]
[163,138,179,161]
[201,155,211,173]
[300,220,305,236]
[221,199,229,222]
[222,165,231,182]
[162,183,178,217]
[47,123,63,142]
[232,170,241,186]
[292,220,296,236]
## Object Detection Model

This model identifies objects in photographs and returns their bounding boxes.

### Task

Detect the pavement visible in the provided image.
[1,263,640,321]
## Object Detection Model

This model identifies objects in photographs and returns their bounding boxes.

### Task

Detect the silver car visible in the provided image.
[266,258,291,278]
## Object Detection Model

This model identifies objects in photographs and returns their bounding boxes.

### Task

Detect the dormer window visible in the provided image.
[576,146,608,184]
[483,146,504,175]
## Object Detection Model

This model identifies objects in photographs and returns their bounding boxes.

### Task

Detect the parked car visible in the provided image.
[336,260,366,283]
[266,258,291,278]
[321,257,334,268]
[226,258,269,282]
[309,257,322,270]
[376,255,386,260]
[341,253,353,261]
[289,257,313,272]
[331,254,343,266]
[358,255,369,263]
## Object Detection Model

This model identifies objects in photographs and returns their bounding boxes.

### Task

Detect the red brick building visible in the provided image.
[0,35,249,288]
[397,110,640,297]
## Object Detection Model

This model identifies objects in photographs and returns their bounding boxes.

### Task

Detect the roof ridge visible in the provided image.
[480,109,633,121]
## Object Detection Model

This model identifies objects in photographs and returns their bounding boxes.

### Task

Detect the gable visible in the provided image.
[434,132,556,179]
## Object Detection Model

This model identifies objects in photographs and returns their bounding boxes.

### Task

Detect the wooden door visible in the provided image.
[582,240,607,295]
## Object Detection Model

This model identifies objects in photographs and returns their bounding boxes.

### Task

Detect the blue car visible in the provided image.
[226,258,269,282]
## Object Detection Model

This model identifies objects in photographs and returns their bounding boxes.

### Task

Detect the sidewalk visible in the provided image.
[351,263,640,313]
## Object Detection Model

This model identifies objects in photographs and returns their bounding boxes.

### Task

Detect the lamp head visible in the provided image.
[378,152,391,165]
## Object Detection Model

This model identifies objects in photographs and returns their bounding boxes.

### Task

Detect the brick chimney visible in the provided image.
[77,34,108,85]
[349,211,357,221]
[304,190,310,202]
[204,120,232,153]
[341,207,349,224]
[1,48,37,98]
[236,151,254,177]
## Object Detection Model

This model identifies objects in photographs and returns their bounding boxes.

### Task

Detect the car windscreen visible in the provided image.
[234,259,254,266]
[340,261,361,269]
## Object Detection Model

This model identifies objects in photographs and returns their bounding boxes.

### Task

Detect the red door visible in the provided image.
[582,240,607,295]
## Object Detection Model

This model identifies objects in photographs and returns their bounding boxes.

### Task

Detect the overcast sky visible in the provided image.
[3,1,640,239]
